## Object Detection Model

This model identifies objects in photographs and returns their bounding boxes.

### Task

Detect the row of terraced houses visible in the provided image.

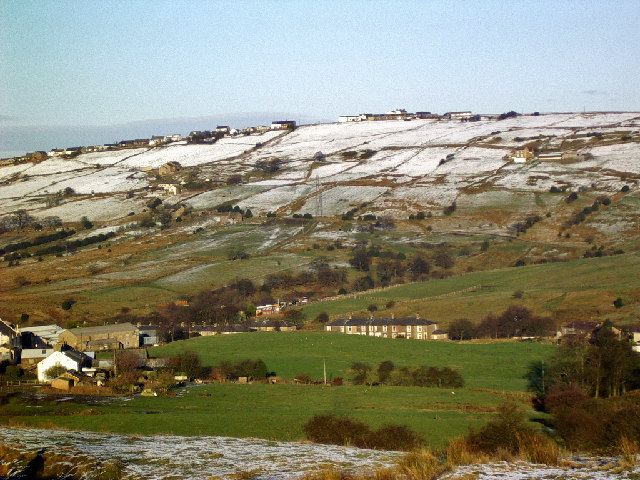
[325,315,449,340]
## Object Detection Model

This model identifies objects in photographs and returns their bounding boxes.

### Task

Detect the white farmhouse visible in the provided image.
[338,115,362,123]
[37,350,90,382]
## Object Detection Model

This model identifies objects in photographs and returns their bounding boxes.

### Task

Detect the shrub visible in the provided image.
[613,297,624,308]
[61,298,76,310]
[316,312,330,323]
[621,185,630,192]
[465,403,536,455]
[350,362,372,385]
[303,414,423,451]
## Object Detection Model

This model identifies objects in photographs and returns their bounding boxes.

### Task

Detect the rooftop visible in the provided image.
[328,317,437,327]
[65,322,138,336]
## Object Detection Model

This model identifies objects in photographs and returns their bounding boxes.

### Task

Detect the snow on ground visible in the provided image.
[0,427,399,480]
[185,185,269,210]
[0,172,77,199]
[74,148,148,166]
[25,158,95,175]
[575,143,640,174]
[310,161,358,178]
[31,196,146,222]
[550,112,640,128]
[297,185,389,215]
[388,184,459,207]
[238,184,315,213]
[49,166,148,194]
[0,162,33,181]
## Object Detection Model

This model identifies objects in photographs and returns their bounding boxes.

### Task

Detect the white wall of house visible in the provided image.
[36,351,81,382]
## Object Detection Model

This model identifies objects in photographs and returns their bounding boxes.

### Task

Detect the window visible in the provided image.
[392,326,397,332]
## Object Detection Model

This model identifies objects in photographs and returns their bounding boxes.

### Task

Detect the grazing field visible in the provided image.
[300,252,640,325]
[2,334,553,447]
[152,332,554,391]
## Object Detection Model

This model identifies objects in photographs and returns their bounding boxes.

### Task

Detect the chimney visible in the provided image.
[348,314,352,320]
[391,313,395,320]
[415,313,420,320]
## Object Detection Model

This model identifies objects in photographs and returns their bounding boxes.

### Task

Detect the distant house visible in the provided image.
[443,111,474,120]
[193,324,252,336]
[48,148,66,157]
[167,134,183,142]
[338,115,362,123]
[215,125,231,134]
[119,139,149,148]
[557,321,622,341]
[414,111,436,119]
[149,136,168,147]
[252,320,297,332]
[37,349,92,382]
[58,323,139,351]
[537,152,563,161]
[271,120,296,130]
[510,147,534,164]
[326,316,440,340]
[158,183,181,196]
[431,329,450,340]
[255,304,281,316]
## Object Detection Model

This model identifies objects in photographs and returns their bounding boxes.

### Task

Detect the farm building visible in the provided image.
[537,151,563,161]
[20,348,54,366]
[443,111,474,120]
[252,320,297,332]
[271,120,296,130]
[510,147,534,163]
[326,316,441,340]
[20,324,64,346]
[36,349,92,382]
[256,304,281,316]
[58,323,139,351]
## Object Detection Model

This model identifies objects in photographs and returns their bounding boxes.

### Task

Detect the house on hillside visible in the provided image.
[252,320,297,332]
[37,349,92,382]
[510,147,534,164]
[557,321,623,342]
[256,304,281,316]
[326,315,440,340]
[271,120,296,130]
[0,345,15,362]
[58,323,139,351]
[158,183,181,196]
[216,126,230,134]
[537,152,563,162]
[443,111,474,120]
[338,115,362,123]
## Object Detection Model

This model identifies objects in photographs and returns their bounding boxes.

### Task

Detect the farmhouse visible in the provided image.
[36,349,92,382]
[338,115,363,123]
[256,304,281,316]
[537,151,563,161]
[271,120,296,130]
[252,320,297,332]
[443,111,474,120]
[159,183,181,195]
[216,125,231,134]
[58,323,139,351]
[326,316,440,340]
[510,147,534,163]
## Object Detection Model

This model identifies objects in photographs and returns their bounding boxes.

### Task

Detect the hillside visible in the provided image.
[1,112,639,324]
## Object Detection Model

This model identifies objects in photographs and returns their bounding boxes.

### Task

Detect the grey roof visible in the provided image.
[328,317,436,327]
[65,323,138,336]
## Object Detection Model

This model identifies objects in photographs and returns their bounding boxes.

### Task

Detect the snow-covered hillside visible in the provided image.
[1,112,639,221]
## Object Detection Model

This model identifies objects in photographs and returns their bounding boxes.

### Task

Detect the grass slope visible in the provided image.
[152,332,553,391]
[301,252,640,324]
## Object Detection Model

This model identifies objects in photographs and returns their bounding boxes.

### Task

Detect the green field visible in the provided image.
[152,332,554,391]
[300,252,640,324]
[3,333,554,447]
[4,384,504,447]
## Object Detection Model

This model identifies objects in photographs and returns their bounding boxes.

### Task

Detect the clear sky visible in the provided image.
[1,0,640,153]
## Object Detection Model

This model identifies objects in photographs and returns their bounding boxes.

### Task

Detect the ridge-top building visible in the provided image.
[325,316,445,340]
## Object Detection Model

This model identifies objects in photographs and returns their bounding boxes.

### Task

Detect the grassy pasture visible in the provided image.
[152,332,553,391]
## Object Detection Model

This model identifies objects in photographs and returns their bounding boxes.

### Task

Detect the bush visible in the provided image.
[621,185,630,193]
[61,298,76,310]
[303,414,423,451]
[613,297,624,308]
[316,312,329,323]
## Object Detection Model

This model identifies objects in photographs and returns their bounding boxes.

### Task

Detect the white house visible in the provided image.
[444,111,474,120]
[537,152,563,161]
[0,319,15,347]
[158,183,181,196]
[36,350,90,382]
[338,115,362,123]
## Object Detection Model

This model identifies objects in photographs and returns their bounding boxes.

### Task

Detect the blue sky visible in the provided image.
[1,1,640,154]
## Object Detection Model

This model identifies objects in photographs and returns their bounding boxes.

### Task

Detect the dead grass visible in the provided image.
[619,436,640,469]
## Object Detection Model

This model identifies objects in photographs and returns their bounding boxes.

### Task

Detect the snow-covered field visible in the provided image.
[0,427,399,480]
[1,113,638,220]
[1,427,637,480]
